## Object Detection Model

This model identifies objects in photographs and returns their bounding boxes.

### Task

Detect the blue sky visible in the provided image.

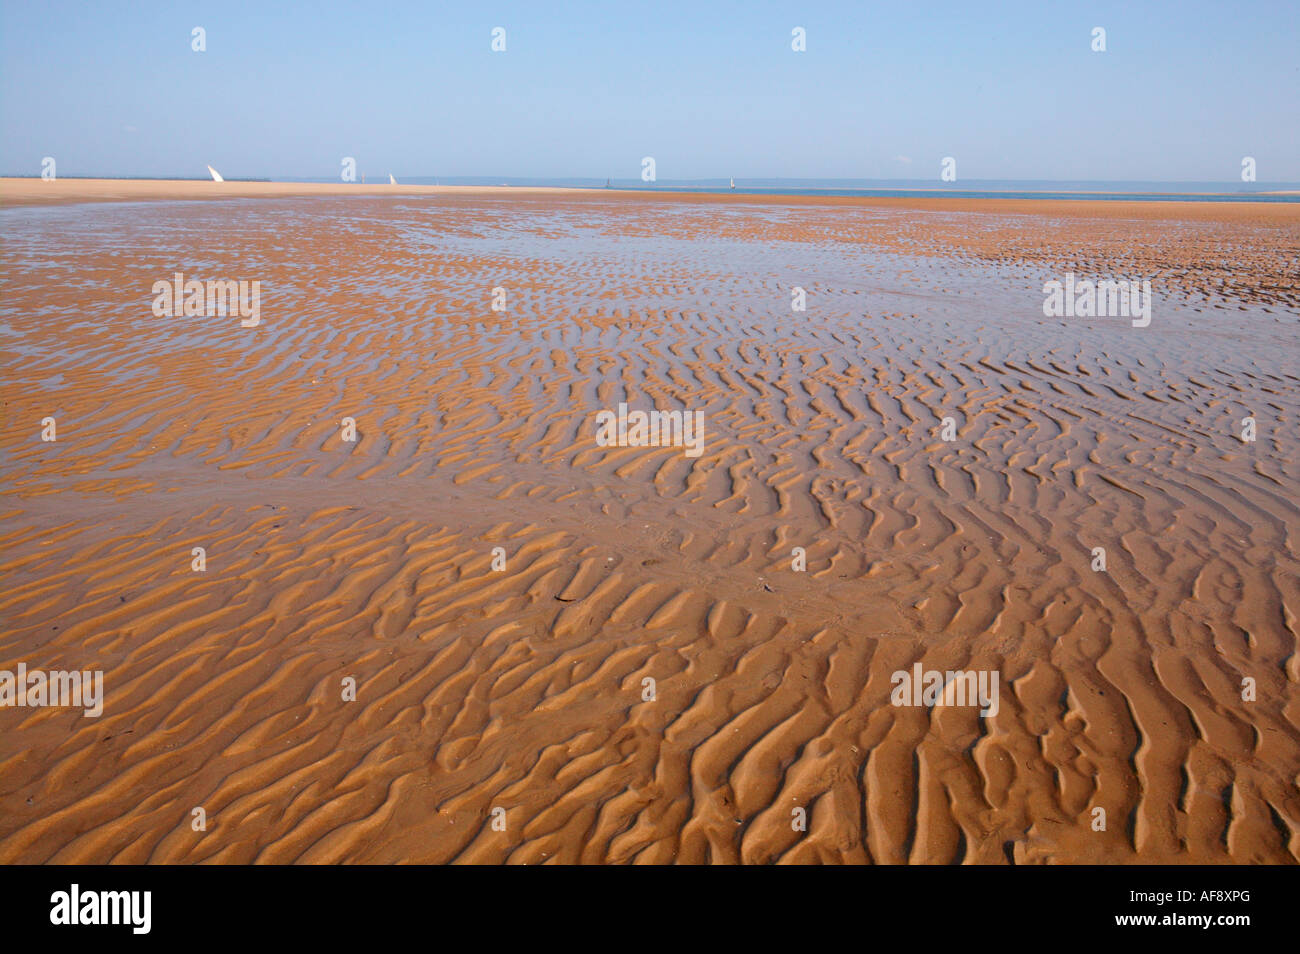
[2,0,1297,181]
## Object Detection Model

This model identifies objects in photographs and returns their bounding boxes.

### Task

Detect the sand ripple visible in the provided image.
[1,195,1297,863]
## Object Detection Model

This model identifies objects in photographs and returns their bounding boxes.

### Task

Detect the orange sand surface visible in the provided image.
[5,176,1299,224]
[0,177,606,208]
[1,186,1297,863]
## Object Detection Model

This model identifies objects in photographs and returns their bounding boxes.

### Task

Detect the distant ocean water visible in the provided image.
[11,175,1300,203]
[289,177,1300,203]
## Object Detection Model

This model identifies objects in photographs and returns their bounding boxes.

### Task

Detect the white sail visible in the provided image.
[730,177,735,189]
[389,174,397,185]
[207,165,224,182]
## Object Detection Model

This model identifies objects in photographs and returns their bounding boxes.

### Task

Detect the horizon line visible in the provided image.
[7,173,1300,189]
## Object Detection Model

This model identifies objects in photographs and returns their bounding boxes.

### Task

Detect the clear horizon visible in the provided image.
[5,175,1300,187]
[2,0,1298,182]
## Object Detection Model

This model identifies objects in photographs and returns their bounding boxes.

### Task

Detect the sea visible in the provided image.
[294,177,1300,203]
[14,176,1300,203]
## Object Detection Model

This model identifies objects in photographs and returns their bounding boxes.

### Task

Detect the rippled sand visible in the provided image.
[1,186,1297,863]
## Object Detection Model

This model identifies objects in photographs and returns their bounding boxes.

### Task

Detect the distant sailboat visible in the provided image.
[207,165,224,182]
[389,173,397,185]
[606,178,611,189]
[730,177,735,190]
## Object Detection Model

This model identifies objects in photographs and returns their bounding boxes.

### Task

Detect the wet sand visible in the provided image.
[0,177,608,208]
[1,182,1297,863]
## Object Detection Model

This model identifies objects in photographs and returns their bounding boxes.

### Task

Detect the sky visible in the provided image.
[2,0,1297,181]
